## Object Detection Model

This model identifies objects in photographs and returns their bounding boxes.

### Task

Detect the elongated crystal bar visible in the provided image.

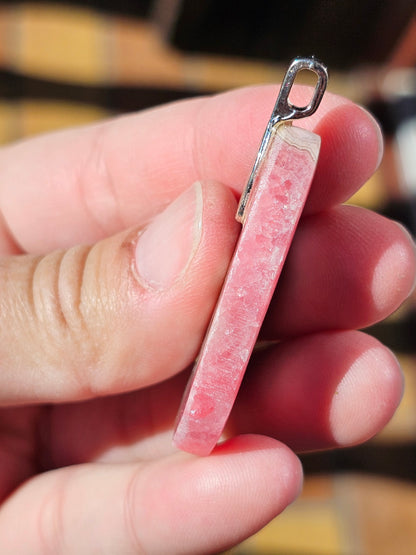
[173,123,321,455]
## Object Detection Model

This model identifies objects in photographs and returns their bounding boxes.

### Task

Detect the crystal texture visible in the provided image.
[173,123,321,455]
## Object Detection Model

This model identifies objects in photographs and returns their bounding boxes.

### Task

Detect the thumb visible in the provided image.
[0,181,239,405]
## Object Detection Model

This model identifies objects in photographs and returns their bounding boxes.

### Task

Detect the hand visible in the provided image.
[0,86,414,554]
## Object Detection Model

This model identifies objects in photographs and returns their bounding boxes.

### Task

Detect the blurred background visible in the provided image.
[0,1,415,553]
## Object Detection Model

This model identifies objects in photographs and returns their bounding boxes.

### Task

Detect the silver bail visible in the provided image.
[271,57,328,124]
[236,57,328,223]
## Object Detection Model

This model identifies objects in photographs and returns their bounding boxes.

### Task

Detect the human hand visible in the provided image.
[0,86,414,553]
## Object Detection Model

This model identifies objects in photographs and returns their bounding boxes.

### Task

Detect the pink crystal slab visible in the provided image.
[173,123,321,456]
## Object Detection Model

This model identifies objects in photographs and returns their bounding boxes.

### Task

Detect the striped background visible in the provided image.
[1,3,416,553]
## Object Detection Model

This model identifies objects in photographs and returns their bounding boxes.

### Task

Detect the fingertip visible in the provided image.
[158,434,303,552]
[305,103,384,213]
[213,434,303,506]
[371,220,416,314]
[233,330,407,453]
[329,344,404,446]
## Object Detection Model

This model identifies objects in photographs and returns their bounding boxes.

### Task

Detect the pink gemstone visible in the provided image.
[173,124,321,455]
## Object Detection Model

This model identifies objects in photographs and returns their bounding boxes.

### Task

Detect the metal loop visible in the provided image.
[271,57,328,124]
[236,57,328,223]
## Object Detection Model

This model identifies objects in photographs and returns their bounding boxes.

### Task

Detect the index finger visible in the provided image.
[0,85,382,253]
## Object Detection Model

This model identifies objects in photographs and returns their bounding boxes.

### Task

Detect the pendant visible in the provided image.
[174,57,328,456]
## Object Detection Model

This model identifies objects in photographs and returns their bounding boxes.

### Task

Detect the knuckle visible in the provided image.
[0,233,141,401]
[31,245,92,343]
[28,244,105,397]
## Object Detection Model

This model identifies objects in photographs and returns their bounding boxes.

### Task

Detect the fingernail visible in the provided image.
[135,183,203,290]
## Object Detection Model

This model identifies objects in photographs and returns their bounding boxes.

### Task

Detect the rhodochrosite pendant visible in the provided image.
[173,58,328,456]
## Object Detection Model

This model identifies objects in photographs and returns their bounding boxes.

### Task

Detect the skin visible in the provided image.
[0,85,414,553]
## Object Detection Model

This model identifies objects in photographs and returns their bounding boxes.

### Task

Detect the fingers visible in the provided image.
[42,330,402,467]
[0,436,302,554]
[262,205,416,337]
[0,86,381,253]
[2,178,410,407]
[304,102,382,215]
[232,330,404,451]
[0,182,239,404]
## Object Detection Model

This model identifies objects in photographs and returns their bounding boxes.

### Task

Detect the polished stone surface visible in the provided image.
[174,124,321,455]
